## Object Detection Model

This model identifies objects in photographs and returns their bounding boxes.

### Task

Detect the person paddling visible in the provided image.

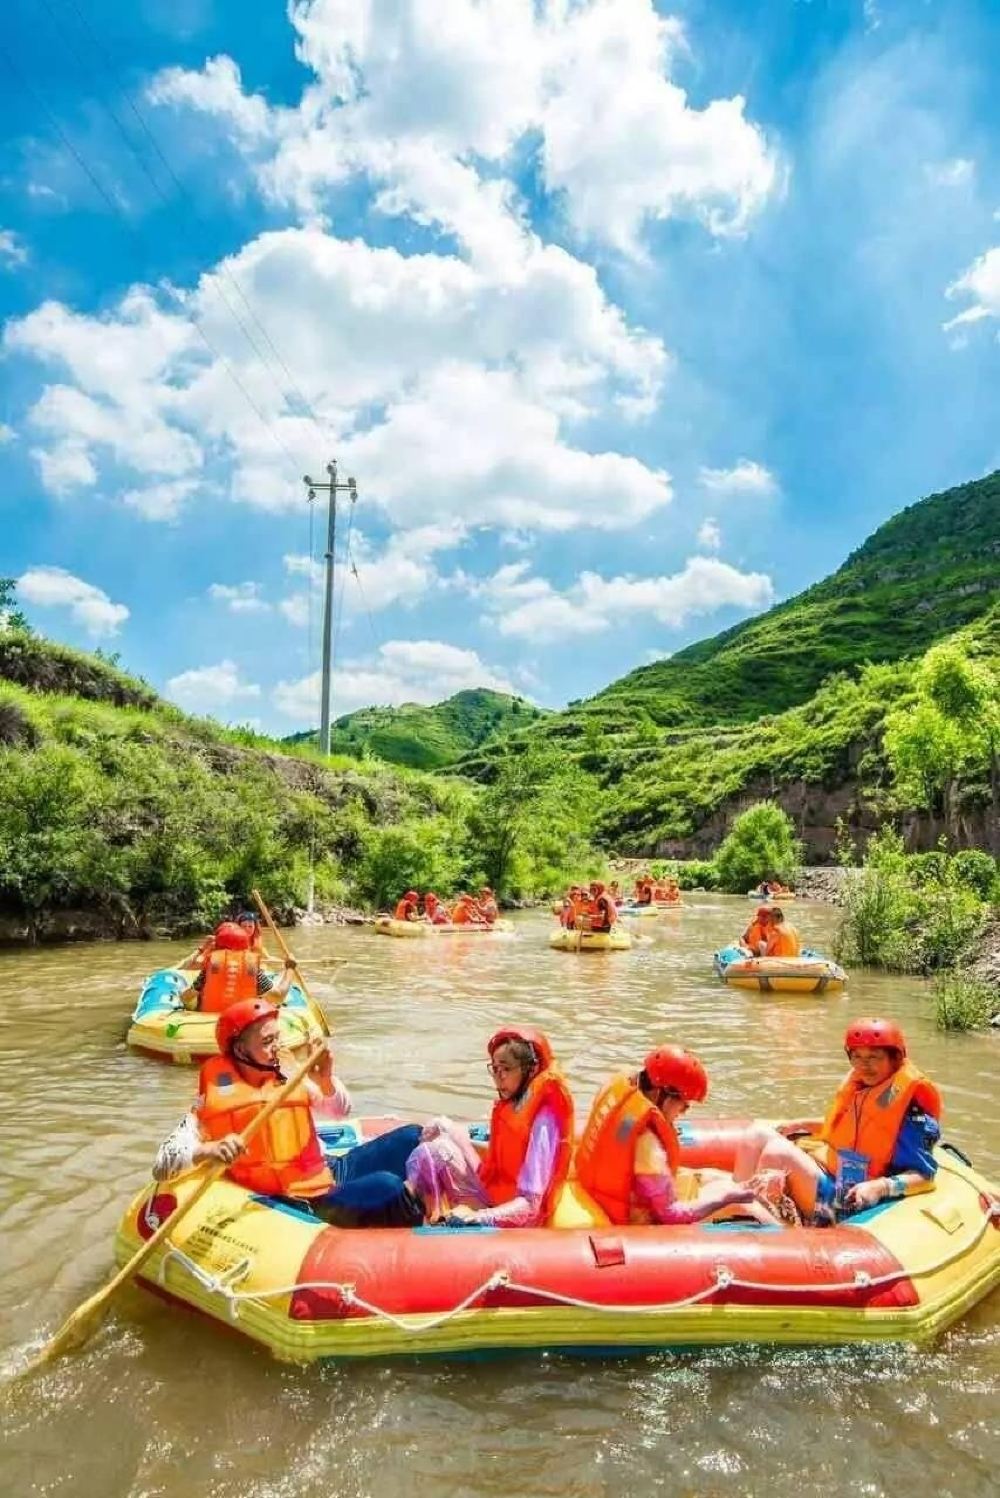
[152,999,426,1228]
[764,906,800,957]
[181,923,297,1013]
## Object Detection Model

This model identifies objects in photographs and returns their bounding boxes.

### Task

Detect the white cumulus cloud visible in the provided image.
[17,565,129,637]
[0,229,28,268]
[165,659,262,713]
[944,246,1000,332]
[274,637,518,723]
[698,459,777,497]
[479,556,773,638]
[208,581,271,613]
[696,517,721,551]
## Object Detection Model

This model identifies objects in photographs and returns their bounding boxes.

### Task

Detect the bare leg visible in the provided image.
[731,1122,825,1216]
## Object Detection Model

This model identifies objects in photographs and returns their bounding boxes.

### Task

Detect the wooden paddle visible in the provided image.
[251,888,332,1037]
[14,1038,327,1378]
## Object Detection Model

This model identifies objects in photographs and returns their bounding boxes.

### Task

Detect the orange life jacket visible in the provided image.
[636,883,653,905]
[199,950,260,1015]
[575,1074,680,1225]
[197,1056,333,1198]
[813,1060,942,1180]
[451,899,474,924]
[394,897,418,921]
[589,893,615,932]
[479,898,499,924]
[479,1067,574,1214]
[742,920,769,950]
[766,923,800,957]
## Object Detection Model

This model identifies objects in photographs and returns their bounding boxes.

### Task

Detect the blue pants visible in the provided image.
[301,1124,424,1229]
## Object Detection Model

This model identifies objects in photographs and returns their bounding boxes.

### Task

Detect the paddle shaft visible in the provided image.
[18,1039,326,1374]
[251,888,331,1035]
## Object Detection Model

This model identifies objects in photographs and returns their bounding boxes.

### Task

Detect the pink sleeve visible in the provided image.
[633,1170,709,1225]
[473,1107,561,1228]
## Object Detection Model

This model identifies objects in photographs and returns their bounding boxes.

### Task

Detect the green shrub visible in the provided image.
[676,859,719,890]
[713,802,802,894]
[951,849,998,900]
[834,864,919,971]
[913,884,986,971]
[351,821,463,910]
[933,970,996,1030]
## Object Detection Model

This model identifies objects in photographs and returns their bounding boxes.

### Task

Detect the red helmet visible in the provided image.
[404,890,419,902]
[425,891,439,905]
[643,1045,709,1102]
[844,1018,906,1058]
[214,922,250,951]
[480,886,494,896]
[215,998,279,1053]
[755,905,772,919]
[488,1025,554,1073]
[590,880,606,894]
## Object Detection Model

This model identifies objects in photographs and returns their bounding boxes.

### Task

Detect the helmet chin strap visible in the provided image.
[232,1038,282,1079]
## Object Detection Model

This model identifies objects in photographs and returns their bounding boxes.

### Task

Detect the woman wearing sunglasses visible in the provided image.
[407,1026,574,1227]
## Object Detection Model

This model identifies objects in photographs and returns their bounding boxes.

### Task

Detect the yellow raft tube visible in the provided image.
[374,916,513,938]
[549,926,633,952]
[126,967,328,1065]
[114,1119,1000,1361]
[715,945,847,994]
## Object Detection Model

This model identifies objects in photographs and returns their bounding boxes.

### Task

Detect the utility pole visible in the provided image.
[302,461,358,755]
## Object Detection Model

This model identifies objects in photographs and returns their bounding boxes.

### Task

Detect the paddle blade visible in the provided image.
[12,1291,108,1380]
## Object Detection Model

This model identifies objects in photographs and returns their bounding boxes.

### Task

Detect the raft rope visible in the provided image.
[150,1190,1000,1336]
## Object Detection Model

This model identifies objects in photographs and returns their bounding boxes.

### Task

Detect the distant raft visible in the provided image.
[617,903,661,919]
[374,916,514,939]
[746,888,797,901]
[714,944,847,994]
[126,967,328,1065]
[114,1114,1000,1360]
[549,926,633,952]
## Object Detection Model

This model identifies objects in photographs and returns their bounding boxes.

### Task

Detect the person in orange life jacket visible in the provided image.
[740,905,773,956]
[152,999,426,1229]
[575,1047,775,1227]
[406,1027,574,1228]
[764,907,801,957]
[729,1018,942,1223]
[181,923,297,1014]
[394,890,421,921]
[636,877,653,906]
[477,887,499,925]
[422,891,451,925]
[585,880,616,933]
[451,892,485,925]
[558,886,582,928]
[235,909,273,960]
[609,880,622,902]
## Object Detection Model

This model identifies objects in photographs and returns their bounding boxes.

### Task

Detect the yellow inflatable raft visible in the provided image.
[715,945,847,994]
[549,927,633,952]
[115,1118,1000,1360]
[374,917,514,938]
[126,966,327,1065]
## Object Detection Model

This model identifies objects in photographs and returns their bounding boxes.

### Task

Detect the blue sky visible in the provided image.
[2,0,999,732]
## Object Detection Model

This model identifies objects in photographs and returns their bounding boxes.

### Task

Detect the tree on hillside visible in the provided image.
[464,747,594,897]
[884,642,996,850]
[714,802,802,893]
[0,579,29,634]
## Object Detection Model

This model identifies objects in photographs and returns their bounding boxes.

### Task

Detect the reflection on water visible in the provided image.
[1,897,998,1497]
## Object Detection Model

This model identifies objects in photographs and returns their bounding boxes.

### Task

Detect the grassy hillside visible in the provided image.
[579,470,999,732]
[285,687,547,769]
[455,471,1000,857]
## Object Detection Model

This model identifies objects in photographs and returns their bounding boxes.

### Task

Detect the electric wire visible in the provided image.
[30,0,328,454]
[0,44,299,469]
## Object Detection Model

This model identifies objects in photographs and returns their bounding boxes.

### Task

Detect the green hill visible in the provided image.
[455,471,1000,857]
[285,688,547,769]
[584,470,999,731]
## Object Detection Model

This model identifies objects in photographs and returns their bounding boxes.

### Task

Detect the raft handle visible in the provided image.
[589,1236,626,1269]
[941,1141,974,1168]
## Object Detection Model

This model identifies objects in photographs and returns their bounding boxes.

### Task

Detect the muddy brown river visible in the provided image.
[2,895,998,1497]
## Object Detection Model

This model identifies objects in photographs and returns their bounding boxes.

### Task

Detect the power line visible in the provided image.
[39,0,335,447]
[0,44,300,469]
